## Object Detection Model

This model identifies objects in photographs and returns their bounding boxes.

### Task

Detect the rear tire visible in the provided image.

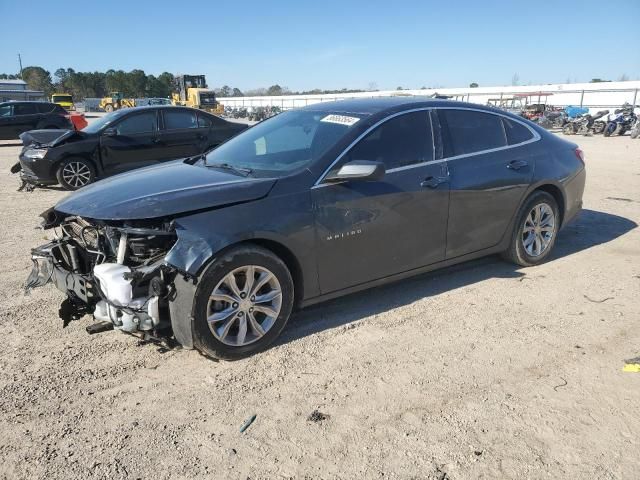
[56,158,96,190]
[192,245,294,360]
[562,124,573,135]
[501,191,560,267]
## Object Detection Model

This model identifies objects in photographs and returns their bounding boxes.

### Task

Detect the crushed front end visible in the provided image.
[27,210,180,336]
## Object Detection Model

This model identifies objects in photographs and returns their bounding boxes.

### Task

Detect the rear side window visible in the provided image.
[37,103,56,113]
[439,109,506,157]
[14,104,38,115]
[0,105,12,117]
[347,111,433,170]
[503,117,534,145]
[163,109,198,130]
[197,112,213,128]
[115,112,157,135]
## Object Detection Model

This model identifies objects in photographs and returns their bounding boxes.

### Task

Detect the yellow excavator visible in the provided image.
[171,75,223,114]
[99,92,136,112]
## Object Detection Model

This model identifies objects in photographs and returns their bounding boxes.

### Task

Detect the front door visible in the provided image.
[312,110,450,294]
[437,108,536,258]
[100,110,162,175]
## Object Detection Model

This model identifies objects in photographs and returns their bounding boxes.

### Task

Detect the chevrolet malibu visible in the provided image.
[27,98,585,360]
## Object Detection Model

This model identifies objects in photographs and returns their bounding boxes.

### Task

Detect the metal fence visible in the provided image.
[217,87,640,114]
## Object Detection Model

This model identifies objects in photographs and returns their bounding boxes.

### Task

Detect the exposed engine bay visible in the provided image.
[26,212,180,336]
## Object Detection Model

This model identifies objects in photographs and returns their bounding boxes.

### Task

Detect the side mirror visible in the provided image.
[103,127,117,137]
[325,160,385,183]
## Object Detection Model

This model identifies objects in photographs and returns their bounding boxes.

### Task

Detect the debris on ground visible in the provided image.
[307,410,329,422]
[239,414,257,433]
[435,466,449,480]
[583,294,614,303]
[623,356,640,373]
[553,377,568,391]
[606,196,638,203]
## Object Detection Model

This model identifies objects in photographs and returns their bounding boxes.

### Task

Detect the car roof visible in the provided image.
[117,105,203,112]
[298,96,503,116]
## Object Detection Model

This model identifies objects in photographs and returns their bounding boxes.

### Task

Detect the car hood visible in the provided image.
[20,129,80,148]
[54,160,276,220]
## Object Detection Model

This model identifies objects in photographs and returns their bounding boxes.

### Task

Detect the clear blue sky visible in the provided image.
[1,0,638,91]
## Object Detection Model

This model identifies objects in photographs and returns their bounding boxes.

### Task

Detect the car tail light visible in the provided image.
[574,148,584,164]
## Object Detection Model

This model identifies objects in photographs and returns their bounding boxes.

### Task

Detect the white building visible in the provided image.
[218,81,640,115]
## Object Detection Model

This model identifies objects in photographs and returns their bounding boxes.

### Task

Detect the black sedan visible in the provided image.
[26,98,585,359]
[0,101,72,140]
[15,106,247,190]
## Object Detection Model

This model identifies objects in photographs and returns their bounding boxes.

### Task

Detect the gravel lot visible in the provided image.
[0,131,638,479]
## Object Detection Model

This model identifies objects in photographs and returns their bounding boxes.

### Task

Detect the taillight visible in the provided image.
[574,148,584,164]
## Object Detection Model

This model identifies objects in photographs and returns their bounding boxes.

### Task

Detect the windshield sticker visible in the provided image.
[320,114,360,126]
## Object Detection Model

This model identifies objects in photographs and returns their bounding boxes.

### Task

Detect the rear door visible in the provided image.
[437,108,537,259]
[156,108,203,160]
[198,112,245,149]
[99,109,162,174]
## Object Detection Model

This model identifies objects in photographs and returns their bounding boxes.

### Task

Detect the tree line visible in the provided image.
[0,66,177,100]
[0,66,370,100]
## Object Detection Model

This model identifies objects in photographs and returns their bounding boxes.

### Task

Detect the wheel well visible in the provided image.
[248,239,305,307]
[535,184,565,226]
[55,155,97,174]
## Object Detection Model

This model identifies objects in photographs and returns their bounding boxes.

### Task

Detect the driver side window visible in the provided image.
[115,112,157,136]
[347,111,433,170]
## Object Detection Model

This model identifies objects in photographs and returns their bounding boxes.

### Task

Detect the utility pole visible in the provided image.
[18,53,23,78]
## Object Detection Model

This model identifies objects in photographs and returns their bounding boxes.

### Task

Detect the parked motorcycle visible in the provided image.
[603,103,637,137]
[538,110,567,129]
[630,116,640,139]
[562,109,609,136]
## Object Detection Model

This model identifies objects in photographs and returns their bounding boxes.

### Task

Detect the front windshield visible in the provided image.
[205,110,365,177]
[81,110,125,134]
[52,95,72,103]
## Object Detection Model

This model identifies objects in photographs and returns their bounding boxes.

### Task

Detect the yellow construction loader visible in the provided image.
[99,92,136,112]
[171,75,223,114]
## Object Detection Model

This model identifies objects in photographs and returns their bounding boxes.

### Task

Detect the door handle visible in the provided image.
[420,176,448,188]
[152,137,161,144]
[507,160,528,170]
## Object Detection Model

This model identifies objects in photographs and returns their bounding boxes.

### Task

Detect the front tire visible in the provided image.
[56,158,96,190]
[192,245,294,360]
[104,104,114,113]
[502,191,560,267]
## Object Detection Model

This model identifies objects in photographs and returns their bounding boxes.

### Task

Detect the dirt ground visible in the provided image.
[0,132,639,480]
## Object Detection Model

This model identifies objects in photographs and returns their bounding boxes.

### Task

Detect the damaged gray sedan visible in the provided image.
[27,98,586,359]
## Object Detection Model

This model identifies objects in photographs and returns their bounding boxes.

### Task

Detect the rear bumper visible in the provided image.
[562,167,586,227]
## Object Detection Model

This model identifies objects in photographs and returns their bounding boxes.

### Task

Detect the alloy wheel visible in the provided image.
[206,265,282,346]
[61,162,92,188]
[522,203,556,257]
